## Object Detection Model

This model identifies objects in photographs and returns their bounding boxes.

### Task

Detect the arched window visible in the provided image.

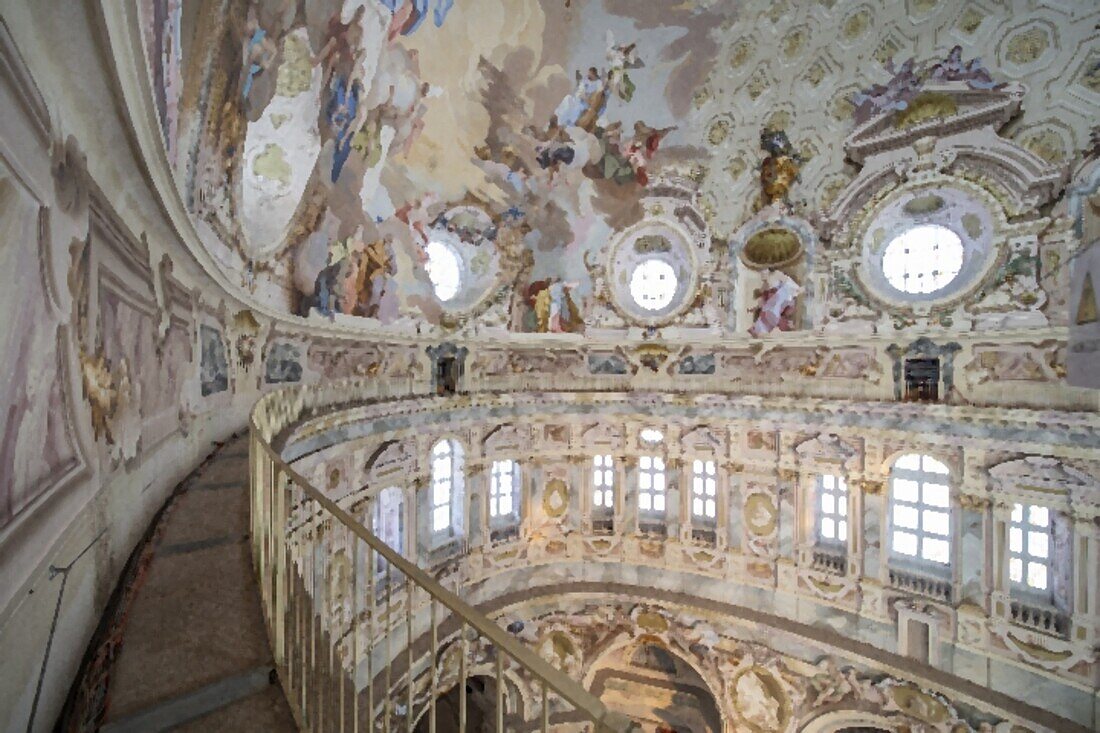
[691,459,717,521]
[817,474,848,545]
[489,459,519,521]
[373,486,404,573]
[1010,503,1051,592]
[592,454,614,509]
[431,440,464,538]
[890,454,951,565]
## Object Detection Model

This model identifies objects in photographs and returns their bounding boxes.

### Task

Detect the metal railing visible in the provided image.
[250,379,633,733]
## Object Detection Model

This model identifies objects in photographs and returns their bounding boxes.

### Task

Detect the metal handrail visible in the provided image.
[250,381,634,733]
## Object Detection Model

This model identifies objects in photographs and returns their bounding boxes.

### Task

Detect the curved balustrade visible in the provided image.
[251,377,1100,732]
[249,378,635,733]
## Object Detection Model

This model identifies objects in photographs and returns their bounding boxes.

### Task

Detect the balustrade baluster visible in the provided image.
[459,624,467,733]
[406,576,414,732]
[495,649,504,733]
[368,542,375,731]
[385,560,392,733]
[429,598,437,733]
[541,680,548,733]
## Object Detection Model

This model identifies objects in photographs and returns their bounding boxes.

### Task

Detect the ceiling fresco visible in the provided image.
[138,0,1100,332]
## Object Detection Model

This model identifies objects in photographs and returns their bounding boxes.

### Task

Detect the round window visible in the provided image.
[881,225,964,295]
[424,241,461,302]
[629,259,678,311]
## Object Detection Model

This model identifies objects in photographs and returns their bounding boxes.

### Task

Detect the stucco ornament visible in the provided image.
[51,134,89,217]
[542,478,569,519]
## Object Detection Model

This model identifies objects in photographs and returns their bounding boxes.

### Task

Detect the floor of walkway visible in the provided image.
[88,434,296,732]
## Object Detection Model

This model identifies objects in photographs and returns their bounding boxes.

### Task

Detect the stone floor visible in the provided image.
[96,434,297,732]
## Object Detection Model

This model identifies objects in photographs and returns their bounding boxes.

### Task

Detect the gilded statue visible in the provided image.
[758,128,801,209]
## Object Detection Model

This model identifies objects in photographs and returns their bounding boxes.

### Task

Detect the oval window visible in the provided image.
[881,225,964,295]
[629,259,677,311]
[424,241,461,302]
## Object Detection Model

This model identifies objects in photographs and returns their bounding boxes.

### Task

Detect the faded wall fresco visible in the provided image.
[265,341,303,383]
[199,324,230,395]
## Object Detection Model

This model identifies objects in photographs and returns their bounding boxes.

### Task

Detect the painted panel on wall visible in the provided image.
[0,163,79,528]
[199,324,229,396]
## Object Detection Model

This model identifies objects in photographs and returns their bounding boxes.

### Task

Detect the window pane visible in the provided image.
[1028,531,1049,559]
[922,456,950,474]
[602,489,613,506]
[821,493,835,515]
[896,454,921,471]
[593,490,603,507]
[837,520,847,542]
[654,457,665,470]
[432,506,449,532]
[639,493,651,511]
[693,459,703,473]
[500,496,513,516]
[923,538,950,564]
[604,470,614,485]
[1009,557,1023,583]
[639,473,651,490]
[893,505,919,530]
[1009,527,1022,553]
[640,456,651,469]
[653,494,665,512]
[705,478,716,495]
[923,510,949,536]
[838,496,847,517]
[1029,505,1049,527]
[893,530,918,556]
[1011,503,1023,523]
[433,457,451,476]
[837,477,848,491]
[705,499,715,518]
[822,474,835,489]
[594,470,604,486]
[923,483,949,508]
[653,473,665,492]
[693,498,703,516]
[433,483,450,506]
[892,478,919,503]
[1027,562,1048,590]
[705,461,715,475]
[821,517,835,539]
[693,477,703,494]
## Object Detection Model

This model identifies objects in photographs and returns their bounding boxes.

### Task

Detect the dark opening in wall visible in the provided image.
[436,355,458,395]
[904,357,940,402]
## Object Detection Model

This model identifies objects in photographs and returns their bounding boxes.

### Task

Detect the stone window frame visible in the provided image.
[887,453,954,577]
[429,438,466,547]
[488,458,520,526]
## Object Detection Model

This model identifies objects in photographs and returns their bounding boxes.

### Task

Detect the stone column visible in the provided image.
[466,459,486,550]
[726,461,743,551]
[1071,511,1100,645]
[957,494,990,609]
[990,500,1013,620]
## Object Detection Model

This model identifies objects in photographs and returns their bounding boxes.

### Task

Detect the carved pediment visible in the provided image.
[794,433,858,469]
[845,81,1025,164]
[365,440,412,477]
[681,425,723,454]
[580,422,623,449]
[989,456,1097,495]
[483,423,528,452]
